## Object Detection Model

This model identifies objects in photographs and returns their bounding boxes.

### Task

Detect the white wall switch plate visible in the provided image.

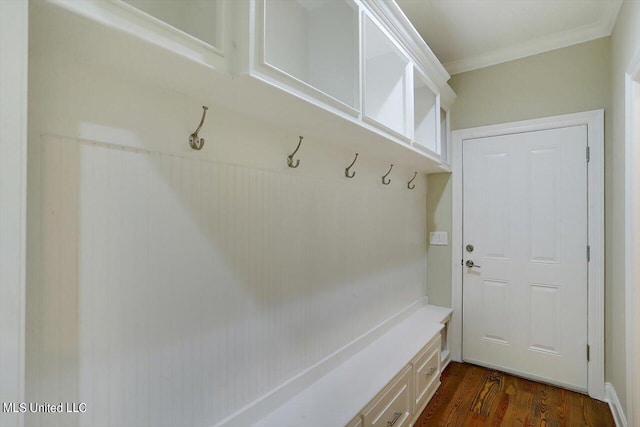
[430,231,448,246]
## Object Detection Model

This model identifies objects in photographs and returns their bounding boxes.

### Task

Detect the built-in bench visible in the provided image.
[254,305,453,427]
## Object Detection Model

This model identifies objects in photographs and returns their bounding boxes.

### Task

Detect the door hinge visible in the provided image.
[461,258,464,266]
[587,245,591,262]
[586,146,590,162]
[587,344,590,362]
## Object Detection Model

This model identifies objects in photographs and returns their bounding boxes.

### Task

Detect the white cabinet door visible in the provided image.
[462,125,588,391]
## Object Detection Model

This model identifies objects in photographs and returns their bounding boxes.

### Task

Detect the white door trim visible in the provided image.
[625,51,640,426]
[0,1,28,426]
[451,110,605,400]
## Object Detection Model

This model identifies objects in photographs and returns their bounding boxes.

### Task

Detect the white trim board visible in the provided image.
[0,2,28,427]
[606,382,628,427]
[450,110,605,400]
[625,49,640,427]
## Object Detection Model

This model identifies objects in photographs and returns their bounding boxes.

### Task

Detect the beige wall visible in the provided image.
[610,0,640,414]
[449,38,611,130]
[432,38,611,305]
[426,173,452,307]
[433,37,631,401]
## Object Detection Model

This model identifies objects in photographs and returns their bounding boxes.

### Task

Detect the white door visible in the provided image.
[462,125,588,391]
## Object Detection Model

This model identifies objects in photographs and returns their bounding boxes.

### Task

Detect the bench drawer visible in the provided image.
[412,336,441,411]
[362,365,412,427]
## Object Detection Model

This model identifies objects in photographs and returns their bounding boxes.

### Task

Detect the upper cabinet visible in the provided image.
[362,13,411,140]
[121,0,224,50]
[262,0,360,112]
[38,0,455,173]
[41,0,231,77]
[412,67,440,155]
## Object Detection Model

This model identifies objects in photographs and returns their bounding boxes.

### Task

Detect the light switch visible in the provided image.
[429,231,448,246]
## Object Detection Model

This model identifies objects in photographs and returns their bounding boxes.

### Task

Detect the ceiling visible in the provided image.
[396,0,623,75]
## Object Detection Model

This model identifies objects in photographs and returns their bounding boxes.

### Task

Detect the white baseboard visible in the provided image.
[605,382,627,427]
[214,296,429,427]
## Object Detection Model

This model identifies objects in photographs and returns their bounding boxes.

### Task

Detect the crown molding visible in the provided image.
[445,24,607,75]
[445,0,623,75]
[605,0,624,35]
[440,84,456,109]
[360,0,450,88]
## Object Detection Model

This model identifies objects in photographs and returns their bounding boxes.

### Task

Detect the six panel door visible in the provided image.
[462,125,589,391]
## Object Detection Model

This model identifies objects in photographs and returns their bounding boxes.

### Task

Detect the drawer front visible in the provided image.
[362,366,412,427]
[413,341,440,410]
[410,334,440,366]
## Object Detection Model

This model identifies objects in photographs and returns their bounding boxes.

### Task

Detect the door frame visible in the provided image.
[450,110,605,400]
[0,1,28,427]
[625,51,640,426]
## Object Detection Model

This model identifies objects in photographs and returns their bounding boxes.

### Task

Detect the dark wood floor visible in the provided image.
[415,362,614,426]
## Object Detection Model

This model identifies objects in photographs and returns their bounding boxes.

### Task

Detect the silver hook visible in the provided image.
[287,136,303,168]
[382,164,393,185]
[189,106,208,150]
[345,153,359,178]
[407,172,417,189]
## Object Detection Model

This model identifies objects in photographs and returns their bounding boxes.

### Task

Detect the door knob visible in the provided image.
[466,260,481,268]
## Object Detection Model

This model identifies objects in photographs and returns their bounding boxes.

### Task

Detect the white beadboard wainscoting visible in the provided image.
[25,51,429,427]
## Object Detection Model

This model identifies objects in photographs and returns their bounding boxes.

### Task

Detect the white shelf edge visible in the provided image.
[361,116,412,144]
[252,65,361,118]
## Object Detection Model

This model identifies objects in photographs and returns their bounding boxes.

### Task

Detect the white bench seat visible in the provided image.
[255,305,451,427]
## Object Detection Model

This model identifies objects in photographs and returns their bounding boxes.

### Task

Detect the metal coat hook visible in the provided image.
[345,153,359,178]
[407,172,417,189]
[287,136,304,168]
[382,164,393,185]
[189,106,208,150]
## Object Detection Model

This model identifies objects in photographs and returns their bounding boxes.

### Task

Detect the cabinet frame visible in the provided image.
[410,65,442,158]
[361,9,413,142]
[46,0,455,174]
[252,0,362,117]
[439,104,451,168]
[110,0,228,69]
